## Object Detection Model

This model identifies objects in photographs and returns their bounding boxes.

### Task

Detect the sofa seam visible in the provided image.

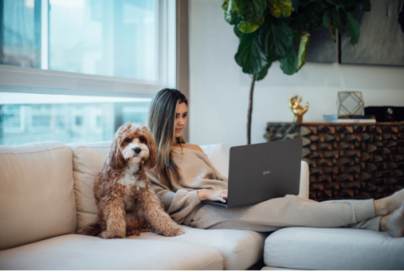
[0,146,70,155]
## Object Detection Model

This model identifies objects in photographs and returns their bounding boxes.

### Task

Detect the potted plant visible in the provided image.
[222,0,370,144]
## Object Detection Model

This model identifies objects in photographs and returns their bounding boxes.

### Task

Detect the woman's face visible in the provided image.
[175,102,188,138]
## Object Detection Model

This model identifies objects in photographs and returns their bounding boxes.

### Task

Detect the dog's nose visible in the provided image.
[134,147,141,154]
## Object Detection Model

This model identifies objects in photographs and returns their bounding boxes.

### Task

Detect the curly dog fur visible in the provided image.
[81,122,184,238]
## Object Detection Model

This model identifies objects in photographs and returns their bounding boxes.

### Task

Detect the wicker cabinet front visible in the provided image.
[265,122,404,201]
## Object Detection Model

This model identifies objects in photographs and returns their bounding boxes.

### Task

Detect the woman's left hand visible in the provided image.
[197,189,228,203]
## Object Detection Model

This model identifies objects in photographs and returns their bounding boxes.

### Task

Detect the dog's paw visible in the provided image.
[102,231,125,239]
[161,226,185,237]
[126,228,141,237]
[106,234,125,239]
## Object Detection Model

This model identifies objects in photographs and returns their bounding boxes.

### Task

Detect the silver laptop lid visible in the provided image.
[226,138,302,208]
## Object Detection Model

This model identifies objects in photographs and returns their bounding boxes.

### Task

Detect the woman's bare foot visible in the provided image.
[374,188,404,216]
[380,201,404,238]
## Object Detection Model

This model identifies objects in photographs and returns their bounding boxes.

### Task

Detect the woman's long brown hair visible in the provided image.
[147,88,187,189]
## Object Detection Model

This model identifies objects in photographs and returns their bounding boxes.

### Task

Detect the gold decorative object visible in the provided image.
[289,95,309,123]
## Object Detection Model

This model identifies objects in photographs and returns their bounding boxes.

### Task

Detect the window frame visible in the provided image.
[0,0,176,99]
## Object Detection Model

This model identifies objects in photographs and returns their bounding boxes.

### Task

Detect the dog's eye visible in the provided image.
[139,137,146,143]
[125,138,131,144]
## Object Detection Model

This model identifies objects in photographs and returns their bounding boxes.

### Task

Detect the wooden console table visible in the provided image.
[265,122,404,201]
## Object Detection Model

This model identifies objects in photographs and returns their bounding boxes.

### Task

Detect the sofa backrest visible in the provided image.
[68,141,111,232]
[0,142,77,250]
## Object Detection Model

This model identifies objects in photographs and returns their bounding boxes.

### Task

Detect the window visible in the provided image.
[0,92,151,145]
[1,0,171,82]
[0,0,176,146]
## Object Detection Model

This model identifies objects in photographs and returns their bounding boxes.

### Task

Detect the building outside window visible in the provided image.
[0,93,151,145]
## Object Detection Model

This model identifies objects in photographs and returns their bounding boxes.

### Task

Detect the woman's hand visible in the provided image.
[197,190,228,203]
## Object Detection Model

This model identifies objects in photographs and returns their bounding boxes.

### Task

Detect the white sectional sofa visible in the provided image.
[0,141,403,270]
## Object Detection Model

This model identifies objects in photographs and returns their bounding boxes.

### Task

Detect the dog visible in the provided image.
[81,122,184,238]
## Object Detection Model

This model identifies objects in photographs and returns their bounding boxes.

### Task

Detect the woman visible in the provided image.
[146,88,404,237]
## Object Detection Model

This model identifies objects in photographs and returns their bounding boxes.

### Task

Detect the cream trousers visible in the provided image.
[188,195,380,232]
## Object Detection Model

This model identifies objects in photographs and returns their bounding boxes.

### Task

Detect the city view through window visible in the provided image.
[0,93,151,146]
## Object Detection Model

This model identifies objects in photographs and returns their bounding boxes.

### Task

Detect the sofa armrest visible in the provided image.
[298,160,309,199]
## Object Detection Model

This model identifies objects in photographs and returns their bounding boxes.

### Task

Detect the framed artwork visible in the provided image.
[340,0,404,66]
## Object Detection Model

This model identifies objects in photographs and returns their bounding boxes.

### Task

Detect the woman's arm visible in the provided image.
[147,169,228,223]
[147,169,202,224]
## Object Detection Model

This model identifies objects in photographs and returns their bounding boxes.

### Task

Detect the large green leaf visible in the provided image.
[302,2,325,30]
[260,18,294,61]
[296,32,310,71]
[222,0,242,25]
[346,12,360,44]
[280,49,297,75]
[344,3,356,12]
[292,0,300,11]
[256,62,272,81]
[222,0,229,11]
[290,2,323,32]
[326,0,356,9]
[233,0,267,23]
[234,24,243,38]
[323,10,336,42]
[360,0,371,12]
[289,13,306,32]
[235,31,268,75]
[237,16,265,33]
[267,0,292,18]
[332,8,347,34]
[298,0,317,6]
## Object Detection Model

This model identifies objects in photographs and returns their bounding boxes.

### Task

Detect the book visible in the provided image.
[323,115,338,122]
[335,119,376,123]
[323,115,376,123]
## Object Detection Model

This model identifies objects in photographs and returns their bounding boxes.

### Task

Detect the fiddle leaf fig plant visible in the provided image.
[222,0,371,144]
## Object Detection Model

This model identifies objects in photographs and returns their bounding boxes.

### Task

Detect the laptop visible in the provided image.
[203,138,302,208]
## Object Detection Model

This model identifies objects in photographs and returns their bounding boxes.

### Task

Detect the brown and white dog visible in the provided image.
[81,122,184,238]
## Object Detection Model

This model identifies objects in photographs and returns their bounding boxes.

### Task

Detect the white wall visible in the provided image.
[189,0,404,151]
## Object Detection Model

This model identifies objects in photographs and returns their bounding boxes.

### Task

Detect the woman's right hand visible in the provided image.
[197,189,228,203]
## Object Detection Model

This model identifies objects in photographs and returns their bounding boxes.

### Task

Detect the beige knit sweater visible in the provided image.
[147,147,227,225]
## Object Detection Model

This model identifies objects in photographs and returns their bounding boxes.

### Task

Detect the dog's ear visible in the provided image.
[109,126,128,171]
[143,127,157,169]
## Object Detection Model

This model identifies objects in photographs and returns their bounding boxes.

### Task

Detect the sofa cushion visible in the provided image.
[200,143,229,178]
[0,141,77,250]
[264,227,404,270]
[0,234,223,270]
[68,141,111,231]
[131,225,267,270]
